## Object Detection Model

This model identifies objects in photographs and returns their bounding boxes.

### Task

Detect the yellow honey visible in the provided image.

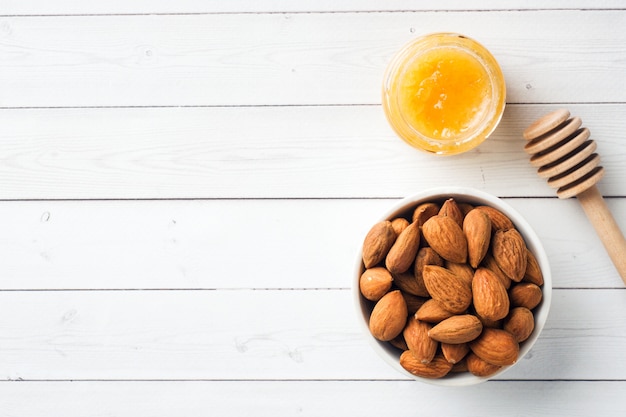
[383,33,506,155]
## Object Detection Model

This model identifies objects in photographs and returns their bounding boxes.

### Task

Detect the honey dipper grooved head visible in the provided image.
[523,109,604,199]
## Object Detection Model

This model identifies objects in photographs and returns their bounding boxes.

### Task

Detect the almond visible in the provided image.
[386,221,421,274]
[458,203,474,217]
[523,249,544,286]
[439,198,464,228]
[390,217,409,236]
[415,299,455,323]
[445,261,474,287]
[412,202,440,227]
[403,317,438,364]
[469,328,519,366]
[472,268,510,322]
[441,342,470,364]
[392,271,424,297]
[401,292,427,315]
[422,215,468,264]
[428,314,483,344]
[481,253,511,289]
[422,265,472,314]
[368,290,408,341]
[504,307,535,343]
[451,359,469,373]
[492,228,528,282]
[474,205,514,231]
[509,282,543,310]
[389,334,408,351]
[359,267,393,301]
[400,351,453,379]
[463,209,492,268]
[474,312,503,330]
[413,247,444,297]
[362,221,396,269]
[466,352,502,377]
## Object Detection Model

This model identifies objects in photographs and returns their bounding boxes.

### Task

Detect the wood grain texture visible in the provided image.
[1,104,624,199]
[0,380,625,417]
[0,198,625,290]
[1,11,625,107]
[0,289,624,381]
[577,187,626,285]
[3,0,625,15]
[1,2,626,414]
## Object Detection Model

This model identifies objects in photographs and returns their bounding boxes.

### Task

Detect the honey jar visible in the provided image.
[382,33,506,155]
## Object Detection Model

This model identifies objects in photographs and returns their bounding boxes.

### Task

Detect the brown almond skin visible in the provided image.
[392,271,425,297]
[401,292,427,315]
[445,261,474,288]
[439,198,464,228]
[412,202,440,227]
[428,314,483,344]
[414,247,444,297]
[422,215,468,264]
[463,209,492,268]
[466,352,502,377]
[403,317,438,364]
[474,206,514,231]
[362,221,396,269]
[481,253,511,289]
[504,307,535,342]
[450,358,469,373]
[509,282,543,310]
[415,299,455,323]
[423,265,472,314]
[475,312,503,330]
[400,351,453,379]
[390,217,409,237]
[493,228,528,282]
[386,221,421,274]
[472,268,510,322]
[368,290,407,341]
[458,203,474,218]
[523,249,544,286]
[389,334,408,351]
[469,328,519,366]
[441,342,470,364]
[359,267,393,301]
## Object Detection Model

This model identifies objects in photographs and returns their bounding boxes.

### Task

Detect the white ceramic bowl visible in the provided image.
[354,187,552,386]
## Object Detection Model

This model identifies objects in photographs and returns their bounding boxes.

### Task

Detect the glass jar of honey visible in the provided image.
[382,33,506,155]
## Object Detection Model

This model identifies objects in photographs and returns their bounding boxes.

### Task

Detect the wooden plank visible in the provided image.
[0,198,625,290]
[1,11,625,107]
[0,198,394,290]
[2,0,623,15]
[0,289,624,381]
[1,104,625,200]
[0,380,625,417]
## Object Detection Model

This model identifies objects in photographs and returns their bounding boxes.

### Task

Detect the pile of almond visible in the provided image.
[359,198,544,379]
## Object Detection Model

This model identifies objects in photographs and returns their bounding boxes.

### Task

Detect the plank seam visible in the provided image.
[0,287,622,292]
[2,196,626,203]
[2,102,626,110]
[0,378,624,382]
[2,9,625,18]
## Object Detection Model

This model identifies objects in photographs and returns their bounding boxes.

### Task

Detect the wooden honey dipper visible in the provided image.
[523,109,626,284]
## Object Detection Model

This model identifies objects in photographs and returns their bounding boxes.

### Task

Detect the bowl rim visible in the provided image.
[353,186,552,386]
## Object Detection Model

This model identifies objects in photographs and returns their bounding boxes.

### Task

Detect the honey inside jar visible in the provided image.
[398,48,491,140]
[383,33,506,155]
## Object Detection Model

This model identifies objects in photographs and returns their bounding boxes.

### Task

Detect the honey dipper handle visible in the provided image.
[577,186,626,285]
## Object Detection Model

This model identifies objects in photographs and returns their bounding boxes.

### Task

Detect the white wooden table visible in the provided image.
[1,1,625,415]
